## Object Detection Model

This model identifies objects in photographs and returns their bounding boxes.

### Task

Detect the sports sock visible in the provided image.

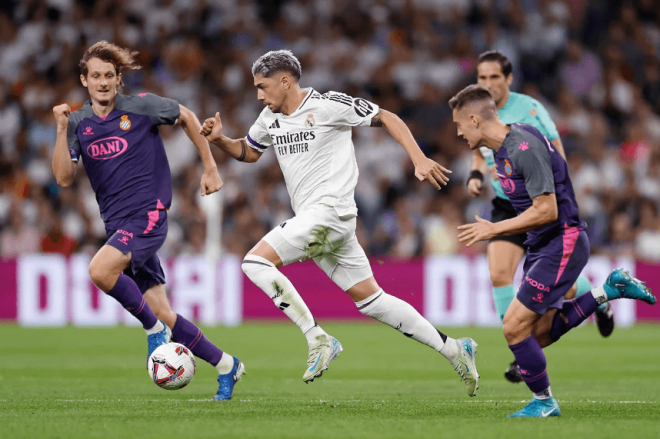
[534,387,553,400]
[356,289,451,356]
[171,314,223,366]
[215,352,235,375]
[493,284,516,322]
[145,321,165,335]
[508,335,550,394]
[242,254,317,334]
[548,293,600,342]
[106,274,158,330]
[575,275,606,311]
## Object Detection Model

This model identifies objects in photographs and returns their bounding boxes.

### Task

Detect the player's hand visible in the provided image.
[201,112,223,143]
[414,158,452,190]
[53,103,72,130]
[457,215,495,246]
[467,178,482,197]
[200,167,223,196]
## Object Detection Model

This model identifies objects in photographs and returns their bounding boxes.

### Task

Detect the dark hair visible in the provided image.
[449,85,495,111]
[251,50,302,80]
[477,50,512,77]
[79,41,141,87]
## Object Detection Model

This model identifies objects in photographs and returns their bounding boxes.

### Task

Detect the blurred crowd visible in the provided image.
[2,0,660,262]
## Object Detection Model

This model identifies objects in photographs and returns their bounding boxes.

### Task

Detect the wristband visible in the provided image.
[467,170,484,186]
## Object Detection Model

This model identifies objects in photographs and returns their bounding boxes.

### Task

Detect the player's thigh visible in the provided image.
[487,239,525,286]
[261,206,347,267]
[89,245,132,289]
[247,239,283,268]
[315,234,377,299]
[502,297,541,344]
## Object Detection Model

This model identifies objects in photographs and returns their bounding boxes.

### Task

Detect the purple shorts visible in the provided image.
[517,227,590,315]
[106,208,168,294]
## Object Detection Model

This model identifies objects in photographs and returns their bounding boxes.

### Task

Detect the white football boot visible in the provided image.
[303,334,343,383]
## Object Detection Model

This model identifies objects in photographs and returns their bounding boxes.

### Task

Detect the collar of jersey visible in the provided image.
[282,87,314,118]
[497,124,515,156]
[84,94,126,122]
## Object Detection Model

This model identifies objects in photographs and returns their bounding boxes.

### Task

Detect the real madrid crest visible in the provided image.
[305,113,315,128]
[504,159,513,176]
[119,115,132,131]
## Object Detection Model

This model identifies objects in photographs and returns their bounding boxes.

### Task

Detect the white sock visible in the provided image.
[304,324,328,346]
[215,352,235,375]
[145,320,164,335]
[242,254,316,333]
[356,289,446,352]
[591,285,608,304]
[534,387,553,400]
[439,337,460,362]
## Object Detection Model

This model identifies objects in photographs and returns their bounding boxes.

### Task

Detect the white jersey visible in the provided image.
[246,88,379,217]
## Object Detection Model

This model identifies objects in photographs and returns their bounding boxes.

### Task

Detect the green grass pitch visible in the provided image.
[1,322,659,439]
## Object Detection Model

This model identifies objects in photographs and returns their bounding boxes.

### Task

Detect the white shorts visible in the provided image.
[262,204,373,291]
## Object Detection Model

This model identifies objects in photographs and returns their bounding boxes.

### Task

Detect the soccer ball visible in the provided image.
[148,343,196,390]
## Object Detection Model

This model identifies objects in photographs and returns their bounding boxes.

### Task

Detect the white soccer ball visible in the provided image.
[148,343,196,390]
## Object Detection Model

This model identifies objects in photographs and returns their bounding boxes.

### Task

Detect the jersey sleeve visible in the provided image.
[246,116,272,153]
[67,114,82,162]
[511,137,555,199]
[322,92,380,127]
[530,100,559,141]
[137,93,181,126]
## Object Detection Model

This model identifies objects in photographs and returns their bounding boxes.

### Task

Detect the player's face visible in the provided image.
[452,108,482,150]
[80,57,121,105]
[254,73,287,113]
[477,61,512,106]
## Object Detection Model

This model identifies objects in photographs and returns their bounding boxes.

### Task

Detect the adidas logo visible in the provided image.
[269,120,281,129]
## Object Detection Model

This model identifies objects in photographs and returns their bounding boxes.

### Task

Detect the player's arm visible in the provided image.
[550,137,566,160]
[457,193,557,246]
[177,105,223,195]
[467,149,488,197]
[371,109,451,190]
[52,104,77,187]
[200,113,262,163]
[532,100,566,160]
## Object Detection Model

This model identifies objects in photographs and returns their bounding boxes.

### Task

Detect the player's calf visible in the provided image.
[355,288,479,396]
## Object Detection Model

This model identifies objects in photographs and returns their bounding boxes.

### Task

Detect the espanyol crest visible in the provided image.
[119,115,132,131]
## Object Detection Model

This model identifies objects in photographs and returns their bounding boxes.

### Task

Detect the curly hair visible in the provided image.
[79,41,141,87]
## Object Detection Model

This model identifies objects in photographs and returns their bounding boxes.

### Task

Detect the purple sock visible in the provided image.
[106,274,158,330]
[548,293,599,342]
[172,314,224,366]
[509,335,550,393]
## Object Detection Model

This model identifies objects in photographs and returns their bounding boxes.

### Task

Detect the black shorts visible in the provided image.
[489,197,528,250]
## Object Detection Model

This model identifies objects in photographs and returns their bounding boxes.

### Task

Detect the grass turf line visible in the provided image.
[0,323,658,439]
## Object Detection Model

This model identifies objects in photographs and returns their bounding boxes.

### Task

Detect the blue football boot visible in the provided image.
[213,357,246,401]
[508,397,560,418]
[147,321,171,363]
[604,269,656,304]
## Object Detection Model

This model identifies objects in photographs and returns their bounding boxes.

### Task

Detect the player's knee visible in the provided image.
[489,266,515,287]
[241,254,275,278]
[502,318,524,344]
[88,261,111,291]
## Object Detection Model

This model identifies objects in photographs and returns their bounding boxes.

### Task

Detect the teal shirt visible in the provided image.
[480,92,559,200]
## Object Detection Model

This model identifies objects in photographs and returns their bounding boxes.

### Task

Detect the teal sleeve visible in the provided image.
[531,101,559,141]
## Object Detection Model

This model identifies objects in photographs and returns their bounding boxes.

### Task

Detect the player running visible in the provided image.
[201,50,480,396]
[52,41,244,400]
[451,85,656,417]
[467,51,615,383]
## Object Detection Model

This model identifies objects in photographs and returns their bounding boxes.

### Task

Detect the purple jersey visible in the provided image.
[67,93,180,230]
[494,123,587,248]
